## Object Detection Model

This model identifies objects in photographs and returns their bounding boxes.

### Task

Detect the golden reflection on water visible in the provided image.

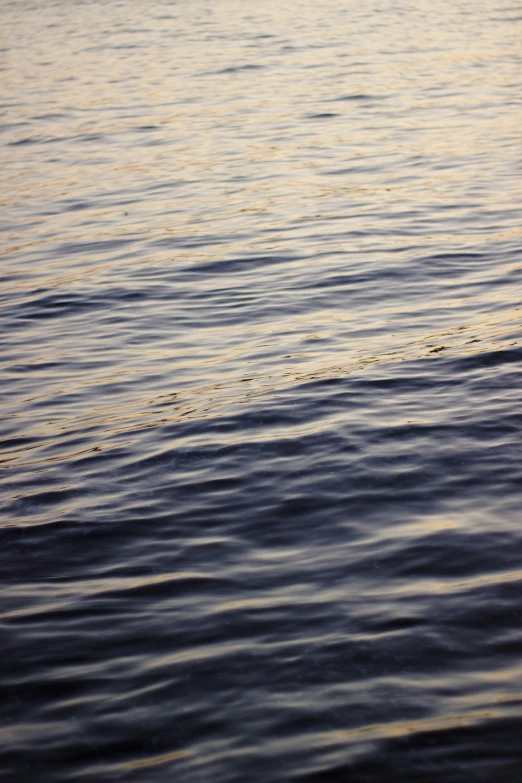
[0,300,519,473]
[3,0,520,228]
[123,749,192,769]
[333,710,498,741]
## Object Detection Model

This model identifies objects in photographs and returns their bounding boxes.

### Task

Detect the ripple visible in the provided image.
[1,0,522,779]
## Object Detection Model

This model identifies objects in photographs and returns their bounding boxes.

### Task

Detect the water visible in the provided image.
[1,0,521,780]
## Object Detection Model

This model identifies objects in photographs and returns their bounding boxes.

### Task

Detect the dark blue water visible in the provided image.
[1,0,522,780]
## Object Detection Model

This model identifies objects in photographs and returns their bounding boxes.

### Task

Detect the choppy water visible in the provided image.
[1,0,522,780]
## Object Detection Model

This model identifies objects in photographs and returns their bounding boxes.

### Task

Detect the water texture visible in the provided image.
[1,0,521,780]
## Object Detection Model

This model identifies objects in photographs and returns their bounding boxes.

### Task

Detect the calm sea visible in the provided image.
[1,0,521,780]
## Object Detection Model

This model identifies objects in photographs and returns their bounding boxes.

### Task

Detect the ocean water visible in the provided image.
[1,0,521,780]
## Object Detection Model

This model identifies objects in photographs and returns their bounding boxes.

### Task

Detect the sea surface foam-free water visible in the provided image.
[1,0,521,780]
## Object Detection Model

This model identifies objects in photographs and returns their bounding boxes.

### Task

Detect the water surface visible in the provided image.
[1,0,522,780]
